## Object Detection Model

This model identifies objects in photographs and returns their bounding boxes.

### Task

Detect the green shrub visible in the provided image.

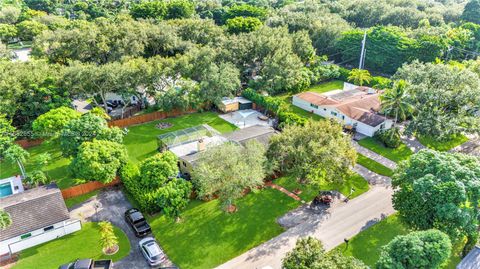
[26,170,49,186]
[374,127,401,148]
[278,112,307,128]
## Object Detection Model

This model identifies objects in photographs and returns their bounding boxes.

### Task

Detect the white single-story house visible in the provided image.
[0,184,81,256]
[457,246,480,269]
[166,125,276,175]
[292,82,393,137]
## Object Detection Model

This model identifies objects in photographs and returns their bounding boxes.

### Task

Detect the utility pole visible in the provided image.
[359,30,367,69]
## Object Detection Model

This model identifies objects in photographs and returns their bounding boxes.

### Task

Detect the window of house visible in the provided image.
[183,161,187,167]
[380,123,385,129]
[342,115,345,120]
[323,108,326,111]
[21,233,32,240]
[310,103,318,109]
[44,226,54,232]
[331,111,337,116]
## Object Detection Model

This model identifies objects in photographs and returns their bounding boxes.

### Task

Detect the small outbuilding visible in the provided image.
[217,97,253,113]
[457,246,480,269]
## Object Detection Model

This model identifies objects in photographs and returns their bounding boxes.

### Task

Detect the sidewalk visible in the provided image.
[352,141,397,170]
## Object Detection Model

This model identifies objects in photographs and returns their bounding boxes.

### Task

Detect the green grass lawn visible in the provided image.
[356,153,394,177]
[277,80,344,121]
[148,188,301,269]
[13,222,130,269]
[333,215,462,269]
[64,190,100,208]
[417,134,469,152]
[274,172,370,202]
[358,137,413,163]
[124,112,237,163]
[1,112,237,189]
[0,140,73,189]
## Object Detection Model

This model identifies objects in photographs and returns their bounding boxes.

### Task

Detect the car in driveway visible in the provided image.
[125,208,152,237]
[59,258,113,269]
[139,237,167,267]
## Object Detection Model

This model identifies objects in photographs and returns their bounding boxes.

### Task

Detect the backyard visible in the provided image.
[148,187,301,269]
[358,137,413,163]
[12,222,130,269]
[333,215,462,269]
[0,112,237,189]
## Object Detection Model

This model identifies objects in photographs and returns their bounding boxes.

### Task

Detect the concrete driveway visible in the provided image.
[69,187,176,269]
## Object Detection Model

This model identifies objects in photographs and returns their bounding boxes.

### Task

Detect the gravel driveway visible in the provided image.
[69,187,176,269]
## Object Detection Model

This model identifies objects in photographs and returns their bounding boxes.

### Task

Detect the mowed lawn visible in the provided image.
[358,137,413,163]
[13,222,130,269]
[0,112,237,189]
[149,188,300,269]
[417,134,469,152]
[278,80,344,121]
[275,172,370,202]
[124,112,237,163]
[333,215,462,269]
[356,153,394,177]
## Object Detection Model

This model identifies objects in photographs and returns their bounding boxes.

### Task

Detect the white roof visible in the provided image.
[169,135,228,158]
[221,97,252,105]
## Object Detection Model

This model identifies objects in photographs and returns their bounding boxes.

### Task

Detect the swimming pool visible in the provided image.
[0,182,13,198]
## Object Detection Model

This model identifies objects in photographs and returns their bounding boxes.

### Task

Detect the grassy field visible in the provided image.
[356,153,394,177]
[0,112,237,189]
[278,80,344,121]
[417,134,469,152]
[124,112,237,163]
[13,222,130,269]
[358,137,413,163]
[275,172,370,201]
[148,188,300,269]
[333,215,462,268]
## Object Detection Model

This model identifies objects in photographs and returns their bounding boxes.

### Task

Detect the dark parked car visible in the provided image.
[125,208,151,237]
[59,259,112,269]
[139,237,166,267]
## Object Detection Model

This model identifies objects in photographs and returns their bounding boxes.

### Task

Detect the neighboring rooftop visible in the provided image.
[170,135,229,162]
[294,83,387,127]
[0,183,70,241]
[457,246,480,269]
[222,125,276,146]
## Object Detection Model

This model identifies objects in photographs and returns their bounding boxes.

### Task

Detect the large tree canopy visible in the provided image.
[192,140,268,209]
[32,106,80,138]
[392,150,480,254]
[377,229,452,269]
[267,120,356,186]
[395,61,480,139]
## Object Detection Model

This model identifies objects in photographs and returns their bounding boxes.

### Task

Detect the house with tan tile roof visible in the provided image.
[292,82,393,137]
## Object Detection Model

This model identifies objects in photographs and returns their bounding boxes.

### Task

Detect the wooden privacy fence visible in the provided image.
[15,138,44,149]
[108,108,198,128]
[61,178,121,199]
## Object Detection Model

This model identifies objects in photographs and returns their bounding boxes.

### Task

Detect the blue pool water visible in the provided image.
[0,182,13,198]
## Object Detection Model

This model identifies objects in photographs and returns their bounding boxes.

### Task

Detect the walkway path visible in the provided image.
[450,135,480,157]
[401,135,426,153]
[352,141,397,170]
[216,185,395,269]
[265,181,302,201]
[353,164,391,186]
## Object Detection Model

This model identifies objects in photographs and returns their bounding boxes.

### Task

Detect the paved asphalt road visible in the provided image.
[216,185,395,269]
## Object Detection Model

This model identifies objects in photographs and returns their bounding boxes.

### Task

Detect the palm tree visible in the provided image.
[99,221,119,254]
[380,80,414,127]
[0,209,12,230]
[348,69,372,86]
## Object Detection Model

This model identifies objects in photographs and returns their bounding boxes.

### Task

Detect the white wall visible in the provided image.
[0,219,82,255]
[292,96,393,137]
